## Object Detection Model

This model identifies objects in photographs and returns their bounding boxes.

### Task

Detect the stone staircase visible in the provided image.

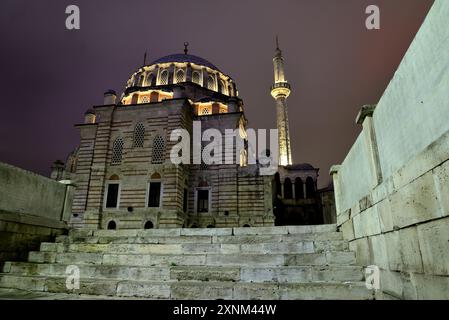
[0,225,374,299]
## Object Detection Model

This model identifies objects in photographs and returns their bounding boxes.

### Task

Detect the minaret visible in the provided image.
[271,36,292,166]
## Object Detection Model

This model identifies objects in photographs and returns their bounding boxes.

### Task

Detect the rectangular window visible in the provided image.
[197,189,209,213]
[148,182,162,207]
[106,183,119,208]
[183,188,188,212]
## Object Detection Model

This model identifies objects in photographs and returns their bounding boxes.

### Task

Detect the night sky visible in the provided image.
[0,0,434,187]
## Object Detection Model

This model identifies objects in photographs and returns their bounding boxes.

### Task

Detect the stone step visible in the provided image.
[41,240,348,255]
[68,225,338,239]
[27,251,356,267]
[58,232,344,245]
[2,262,364,283]
[0,274,373,300]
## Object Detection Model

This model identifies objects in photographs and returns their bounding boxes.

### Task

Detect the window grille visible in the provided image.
[159,70,168,85]
[111,138,124,164]
[151,135,165,164]
[192,71,201,84]
[146,73,154,86]
[133,123,145,148]
[207,75,215,90]
[176,69,185,83]
[201,107,210,115]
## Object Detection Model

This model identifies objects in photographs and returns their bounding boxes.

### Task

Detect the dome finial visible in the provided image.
[184,42,189,55]
[276,35,279,50]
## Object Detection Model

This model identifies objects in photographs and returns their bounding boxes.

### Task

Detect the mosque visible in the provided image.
[51,41,335,230]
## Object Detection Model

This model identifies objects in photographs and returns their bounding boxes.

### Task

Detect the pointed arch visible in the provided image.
[175,69,185,83]
[131,93,139,105]
[220,80,228,95]
[111,138,124,164]
[295,177,304,199]
[306,177,315,198]
[133,123,145,148]
[192,71,201,85]
[159,70,169,85]
[151,135,166,164]
[207,75,215,90]
[274,172,282,197]
[284,178,293,199]
[146,73,154,86]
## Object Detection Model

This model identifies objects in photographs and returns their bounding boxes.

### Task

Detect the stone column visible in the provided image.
[168,64,175,84]
[186,63,192,82]
[356,104,382,186]
[292,184,296,200]
[202,68,208,87]
[329,165,342,216]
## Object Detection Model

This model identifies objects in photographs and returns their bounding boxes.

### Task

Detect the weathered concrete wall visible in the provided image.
[0,162,71,264]
[331,1,449,300]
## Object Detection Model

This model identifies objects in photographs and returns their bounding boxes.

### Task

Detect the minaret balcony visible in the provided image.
[271,82,291,98]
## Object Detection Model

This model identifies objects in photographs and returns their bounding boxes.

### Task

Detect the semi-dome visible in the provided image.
[150,54,220,71]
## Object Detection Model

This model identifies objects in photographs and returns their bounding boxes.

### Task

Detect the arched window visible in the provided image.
[284,178,293,199]
[105,175,120,209]
[274,173,282,197]
[111,138,124,164]
[175,69,185,83]
[131,94,139,105]
[138,74,144,86]
[192,71,201,85]
[150,91,159,103]
[133,123,145,148]
[207,75,215,90]
[151,135,165,164]
[144,221,154,229]
[148,172,162,207]
[220,80,227,95]
[146,73,154,86]
[306,177,315,199]
[159,70,168,85]
[228,85,233,96]
[107,221,116,230]
[295,177,304,199]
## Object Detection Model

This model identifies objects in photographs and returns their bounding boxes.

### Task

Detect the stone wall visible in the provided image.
[331,1,449,299]
[0,162,71,264]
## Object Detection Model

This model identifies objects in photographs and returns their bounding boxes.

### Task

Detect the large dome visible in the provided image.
[150,54,219,71]
[120,52,239,107]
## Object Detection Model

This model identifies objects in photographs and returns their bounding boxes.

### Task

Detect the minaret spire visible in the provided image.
[270,36,293,166]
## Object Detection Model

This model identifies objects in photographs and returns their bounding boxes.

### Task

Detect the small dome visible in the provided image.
[150,54,219,71]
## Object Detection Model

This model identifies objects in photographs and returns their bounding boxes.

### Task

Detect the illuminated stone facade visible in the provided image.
[58,53,274,229]
[52,47,334,229]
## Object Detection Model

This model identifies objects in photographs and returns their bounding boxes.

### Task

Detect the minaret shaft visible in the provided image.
[271,40,292,166]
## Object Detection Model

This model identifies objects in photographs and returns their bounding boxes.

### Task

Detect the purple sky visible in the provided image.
[0,0,433,187]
